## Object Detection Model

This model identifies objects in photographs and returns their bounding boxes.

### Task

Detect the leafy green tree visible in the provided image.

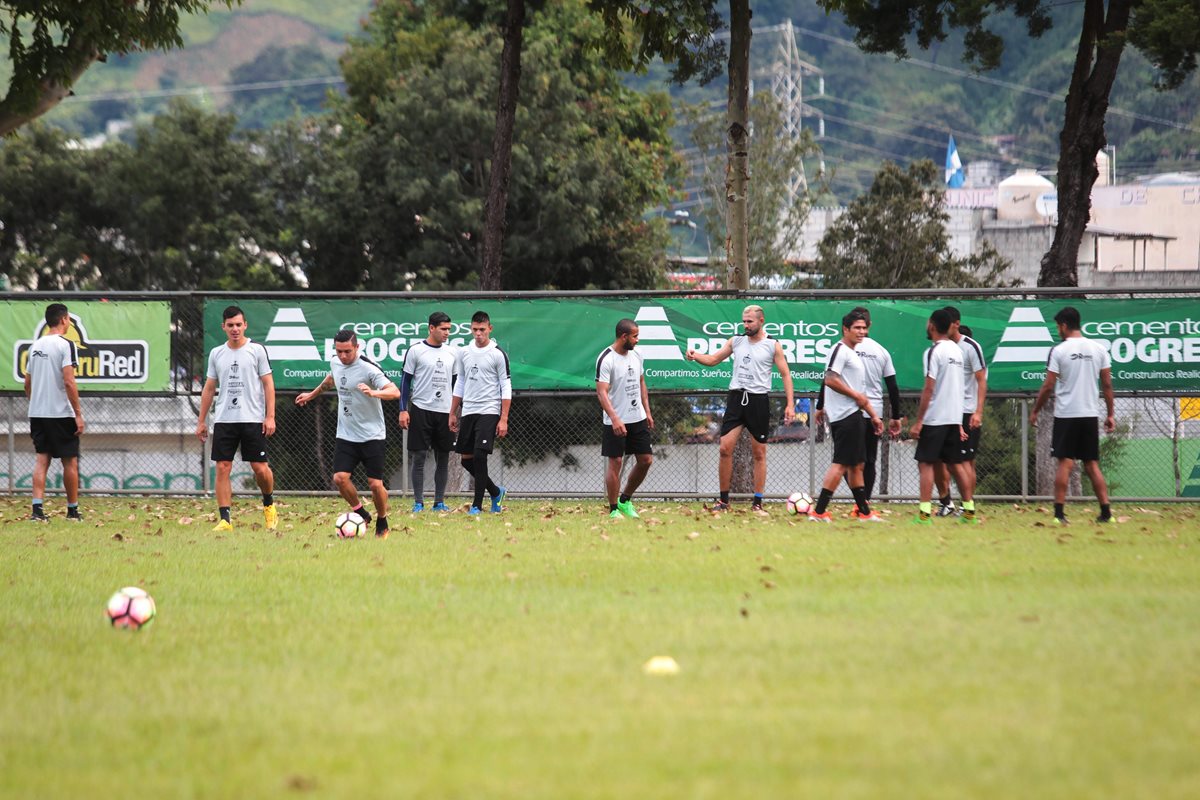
[0,1,238,135]
[816,0,1200,287]
[686,94,822,286]
[226,44,340,129]
[814,160,1011,289]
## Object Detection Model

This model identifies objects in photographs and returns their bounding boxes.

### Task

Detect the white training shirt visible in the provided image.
[855,336,896,419]
[454,340,512,416]
[822,340,868,424]
[403,340,459,414]
[331,356,391,442]
[957,335,987,414]
[206,340,272,424]
[922,339,965,426]
[25,334,78,418]
[595,346,647,426]
[729,335,776,394]
[1048,336,1112,419]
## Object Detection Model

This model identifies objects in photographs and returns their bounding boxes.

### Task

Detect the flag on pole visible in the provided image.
[945,135,965,187]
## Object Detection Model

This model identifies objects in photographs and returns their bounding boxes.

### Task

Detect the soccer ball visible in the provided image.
[335,511,367,539]
[107,586,156,630]
[786,492,813,516]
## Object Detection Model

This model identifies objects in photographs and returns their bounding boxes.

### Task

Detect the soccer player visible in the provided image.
[685,304,794,511]
[24,303,84,522]
[399,311,458,512]
[296,330,399,538]
[933,306,988,516]
[1029,306,1116,525]
[910,309,976,525]
[196,306,277,532]
[808,311,885,522]
[814,305,903,501]
[596,319,655,519]
[450,311,511,515]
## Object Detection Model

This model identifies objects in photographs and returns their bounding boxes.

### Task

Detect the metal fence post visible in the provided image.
[7,396,14,494]
[1020,398,1029,501]
[401,429,409,494]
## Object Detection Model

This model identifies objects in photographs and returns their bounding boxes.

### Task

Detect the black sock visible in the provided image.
[719,490,730,503]
[353,504,371,524]
[219,506,231,522]
[814,488,834,515]
[1099,503,1111,519]
[619,494,630,504]
[472,452,488,509]
[939,494,952,507]
[752,493,763,507]
[375,515,388,532]
[609,503,618,512]
[488,479,501,496]
[851,486,871,515]
[262,493,274,507]
[1054,502,1065,519]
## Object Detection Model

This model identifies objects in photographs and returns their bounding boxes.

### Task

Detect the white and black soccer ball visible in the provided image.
[106,587,156,631]
[335,511,367,539]
[786,492,813,516]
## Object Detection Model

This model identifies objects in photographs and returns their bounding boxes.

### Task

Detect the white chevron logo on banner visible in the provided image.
[992,307,1054,363]
[634,306,684,361]
[263,308,322,361]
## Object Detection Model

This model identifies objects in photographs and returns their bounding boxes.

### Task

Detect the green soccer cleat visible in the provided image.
[912,512,932,526]
[609,509,623,519]
[616,499,640,519]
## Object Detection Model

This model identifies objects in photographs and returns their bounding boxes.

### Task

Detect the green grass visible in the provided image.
[2,497,1199,798]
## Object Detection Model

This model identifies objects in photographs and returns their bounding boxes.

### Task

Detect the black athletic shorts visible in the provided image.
[454,414,500,455]
[210,422,270,463]
[408,404,453,452]
[30,417,80,459]
[1051,416,1100,462]
[914,423,965,464]
[333,438,387,480]
[719,390,770,443]
[961,412,982,461]
[830,413,867,466]
[602,419,653,458]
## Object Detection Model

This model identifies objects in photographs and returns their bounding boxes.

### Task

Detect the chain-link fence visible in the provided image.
[3,289,1199,501]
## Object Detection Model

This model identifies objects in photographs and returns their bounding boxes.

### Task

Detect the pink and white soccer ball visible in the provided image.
[335,511,367,539]
[106,586,156,630]
[786,492,813,515]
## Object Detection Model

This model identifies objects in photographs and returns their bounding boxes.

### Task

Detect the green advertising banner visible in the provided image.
[3,301,172,391]
[204,298,1200,393]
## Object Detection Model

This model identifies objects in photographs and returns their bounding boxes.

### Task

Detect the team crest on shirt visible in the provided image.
[230,361,240,374]
[340,375,347,386]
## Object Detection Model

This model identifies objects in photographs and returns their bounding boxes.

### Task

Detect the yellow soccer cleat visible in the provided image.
[212,519,234,532]
[264,504,278,530]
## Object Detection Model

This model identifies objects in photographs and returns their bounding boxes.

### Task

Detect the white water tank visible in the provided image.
[997,169,1055,221]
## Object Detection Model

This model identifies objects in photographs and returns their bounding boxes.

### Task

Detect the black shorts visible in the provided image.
[719,390,770,443]
[1051,417,1100,462]
[333,438,387,480]
[30,417,80,459]
[408,405,453,452]
[961,413,981,460]
[915,424,965,464]
[454,414,500,455]
[830,413,867,466]
[210,422,270,463]
[602,419,653,458]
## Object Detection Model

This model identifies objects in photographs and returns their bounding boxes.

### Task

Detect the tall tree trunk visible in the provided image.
[0,40,98,136]
[480,0,526,292]
[1037,0,1132,287]
[725,0,752,291]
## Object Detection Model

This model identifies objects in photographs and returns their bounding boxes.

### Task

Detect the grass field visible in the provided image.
[2,496,1199,799]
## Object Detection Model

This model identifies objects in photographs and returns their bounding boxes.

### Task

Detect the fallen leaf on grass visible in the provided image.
[111,533,123,541]
[761,580,776,589]
[686,531,700,540]
[1116,515,1132,523]
[740,607,749,618]
[178,517,194,525]
[1019,615,1039,623]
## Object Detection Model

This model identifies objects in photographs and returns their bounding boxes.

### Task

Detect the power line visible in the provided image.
[63,76,346,104]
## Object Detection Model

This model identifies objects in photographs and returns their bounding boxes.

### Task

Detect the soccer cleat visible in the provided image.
[850,509,884,522]
[1095,514,1114,524]
[1052,516,1069,526]
[264,505,278,530]
[212,519,234,532]
[616,499,640,519]
[468,506,482,516]
[609,509,623,519]
[491,486,507,514]
[29,512,49,523]
[375,517,389,539]
[751,501,765,513]
[959,512,979,525]
[807,510,833,523]
[712,500,731,512]
[411,502,425,513]
[432,502,450,512]
[936,503,956,517]
[65,512,84,522]
[912,512,932,526]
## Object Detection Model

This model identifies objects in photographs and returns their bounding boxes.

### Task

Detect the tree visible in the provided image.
[0,1,238,136]
[814,160,1011,289]
[816,0,1200,287]
[686,94,821,285]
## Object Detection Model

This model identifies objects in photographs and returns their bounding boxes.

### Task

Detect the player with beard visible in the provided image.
[595,319,655,519]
